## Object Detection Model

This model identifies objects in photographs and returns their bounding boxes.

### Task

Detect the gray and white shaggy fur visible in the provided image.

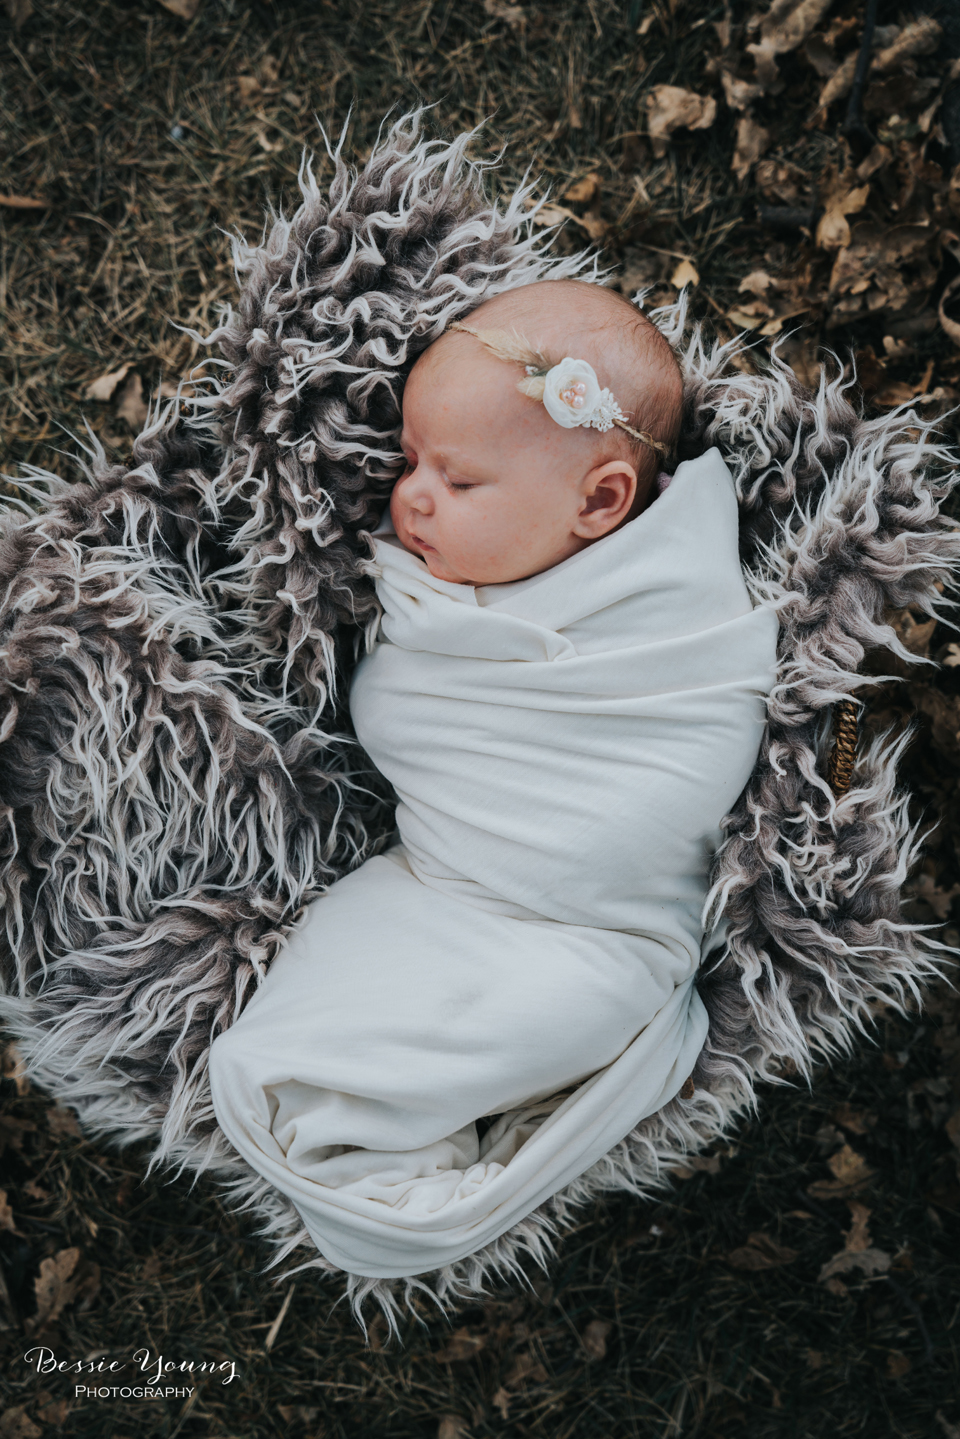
[0,113,957,1327]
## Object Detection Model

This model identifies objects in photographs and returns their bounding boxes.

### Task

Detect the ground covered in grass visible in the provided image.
[2,0,960,1435]
[2,992,959,1438]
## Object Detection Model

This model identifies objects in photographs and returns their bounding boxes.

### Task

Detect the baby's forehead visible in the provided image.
[468,280,657,346]
[402,337,533,431]
[428,284,673,390]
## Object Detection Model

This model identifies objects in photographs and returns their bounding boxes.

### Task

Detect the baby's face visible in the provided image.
[390,335,638,587]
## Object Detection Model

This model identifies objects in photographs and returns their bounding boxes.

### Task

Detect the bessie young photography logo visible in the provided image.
[22,1345,239,1398]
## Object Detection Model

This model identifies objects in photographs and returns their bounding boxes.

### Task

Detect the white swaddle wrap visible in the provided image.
[209,448,779,1277]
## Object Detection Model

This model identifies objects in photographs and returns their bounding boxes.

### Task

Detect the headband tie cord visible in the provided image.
[448,321,670,458]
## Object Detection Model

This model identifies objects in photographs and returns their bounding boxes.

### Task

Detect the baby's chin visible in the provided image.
[401,539,486,585]
[420,547,554,587]
[417,548,474,585]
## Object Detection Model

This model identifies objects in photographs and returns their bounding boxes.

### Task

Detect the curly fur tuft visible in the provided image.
[1,111,957,1328]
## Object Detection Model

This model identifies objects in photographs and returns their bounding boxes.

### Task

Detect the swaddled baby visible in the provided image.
[209,281,780,1279]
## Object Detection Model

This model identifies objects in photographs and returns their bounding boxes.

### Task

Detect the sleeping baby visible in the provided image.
[208,279,779,1279]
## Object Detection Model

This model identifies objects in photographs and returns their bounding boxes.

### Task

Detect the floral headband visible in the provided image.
[448,322,670,458]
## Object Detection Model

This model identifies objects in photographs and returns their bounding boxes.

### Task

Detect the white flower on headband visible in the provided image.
[447,322,668,455]
[540,357,627,434]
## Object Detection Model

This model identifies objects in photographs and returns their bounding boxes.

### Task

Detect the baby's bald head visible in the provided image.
[456,279,684,489]
[391,279,684,587]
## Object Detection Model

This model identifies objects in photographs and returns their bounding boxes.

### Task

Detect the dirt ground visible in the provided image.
[2,1,960,1436]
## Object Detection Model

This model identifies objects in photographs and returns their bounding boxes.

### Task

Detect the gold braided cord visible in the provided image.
[828,698,860,797]
[447,321,671,458]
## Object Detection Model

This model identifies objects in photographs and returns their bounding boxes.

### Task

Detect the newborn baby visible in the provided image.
[209,280,779,1279]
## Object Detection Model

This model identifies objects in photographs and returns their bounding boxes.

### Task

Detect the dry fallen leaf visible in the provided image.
[276,1408,319,1427]
[562,172,601,205]
[672,1149,722,1178]
[0,193,45,209]
[0,1115,36,1159]
[815,171,870,252]
[830,1103,878,1136]
[945,1109,960,1150]
[803,31,841,78]
[721,70,764,111]
[727,302,773,330]
[47,1104,80,1138]
[807,1143,875,1198]
[670,259,700,289]
[581,1318,612,1360]
[0,1190,20,1235]
[30,1247,81,1330]
[437,1418,471,1439]
[829,212,940,318]
[2,1043,29,1096]
[775,336,819,385]
[889,606,937,658]
[0,1408,42,1439]
[811,52,859,121]
[504,1351,548,1388]
[34,1396,70,1427]
[3,0,33,29]
[747,0,833,92]
[529,201,605,240]
[828,1144,875,1186]
[260,55,280,85]
[739,270,776,296]
[435,1327,485,1363]
[491,1388,511,1421]
[939,274,960,346]
[809,19,940,123]
[157,0,200,18]
[116,372,149,431]
[856,144,892,182]
[910,870,960,922]
[872,16,941,74]
[85,363,133,402]
[818,1246,892,1282]
[484,0,524,26]
[887,1350,912,1379]
[841,1200,872,1253]
[726,1232,798,1269]
[732,115,770,183]
[645,86,717,158]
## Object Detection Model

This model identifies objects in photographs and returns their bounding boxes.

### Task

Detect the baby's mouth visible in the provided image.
[407,531,436,554]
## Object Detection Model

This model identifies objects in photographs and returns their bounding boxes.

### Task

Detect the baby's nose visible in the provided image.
[402,469,434,512]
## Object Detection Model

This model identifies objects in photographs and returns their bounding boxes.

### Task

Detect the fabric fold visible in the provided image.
[209,447,779,1277]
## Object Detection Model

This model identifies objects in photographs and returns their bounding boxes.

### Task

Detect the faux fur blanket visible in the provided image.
[0,113,956,1321]
[208,449,776,1277]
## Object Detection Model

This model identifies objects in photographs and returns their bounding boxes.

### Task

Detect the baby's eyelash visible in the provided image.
[448,482,474,493]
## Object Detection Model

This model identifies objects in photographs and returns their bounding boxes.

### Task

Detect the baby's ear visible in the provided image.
[575,460,638,538]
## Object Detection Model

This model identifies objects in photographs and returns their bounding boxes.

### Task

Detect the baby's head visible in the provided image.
[390,279,683,586]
